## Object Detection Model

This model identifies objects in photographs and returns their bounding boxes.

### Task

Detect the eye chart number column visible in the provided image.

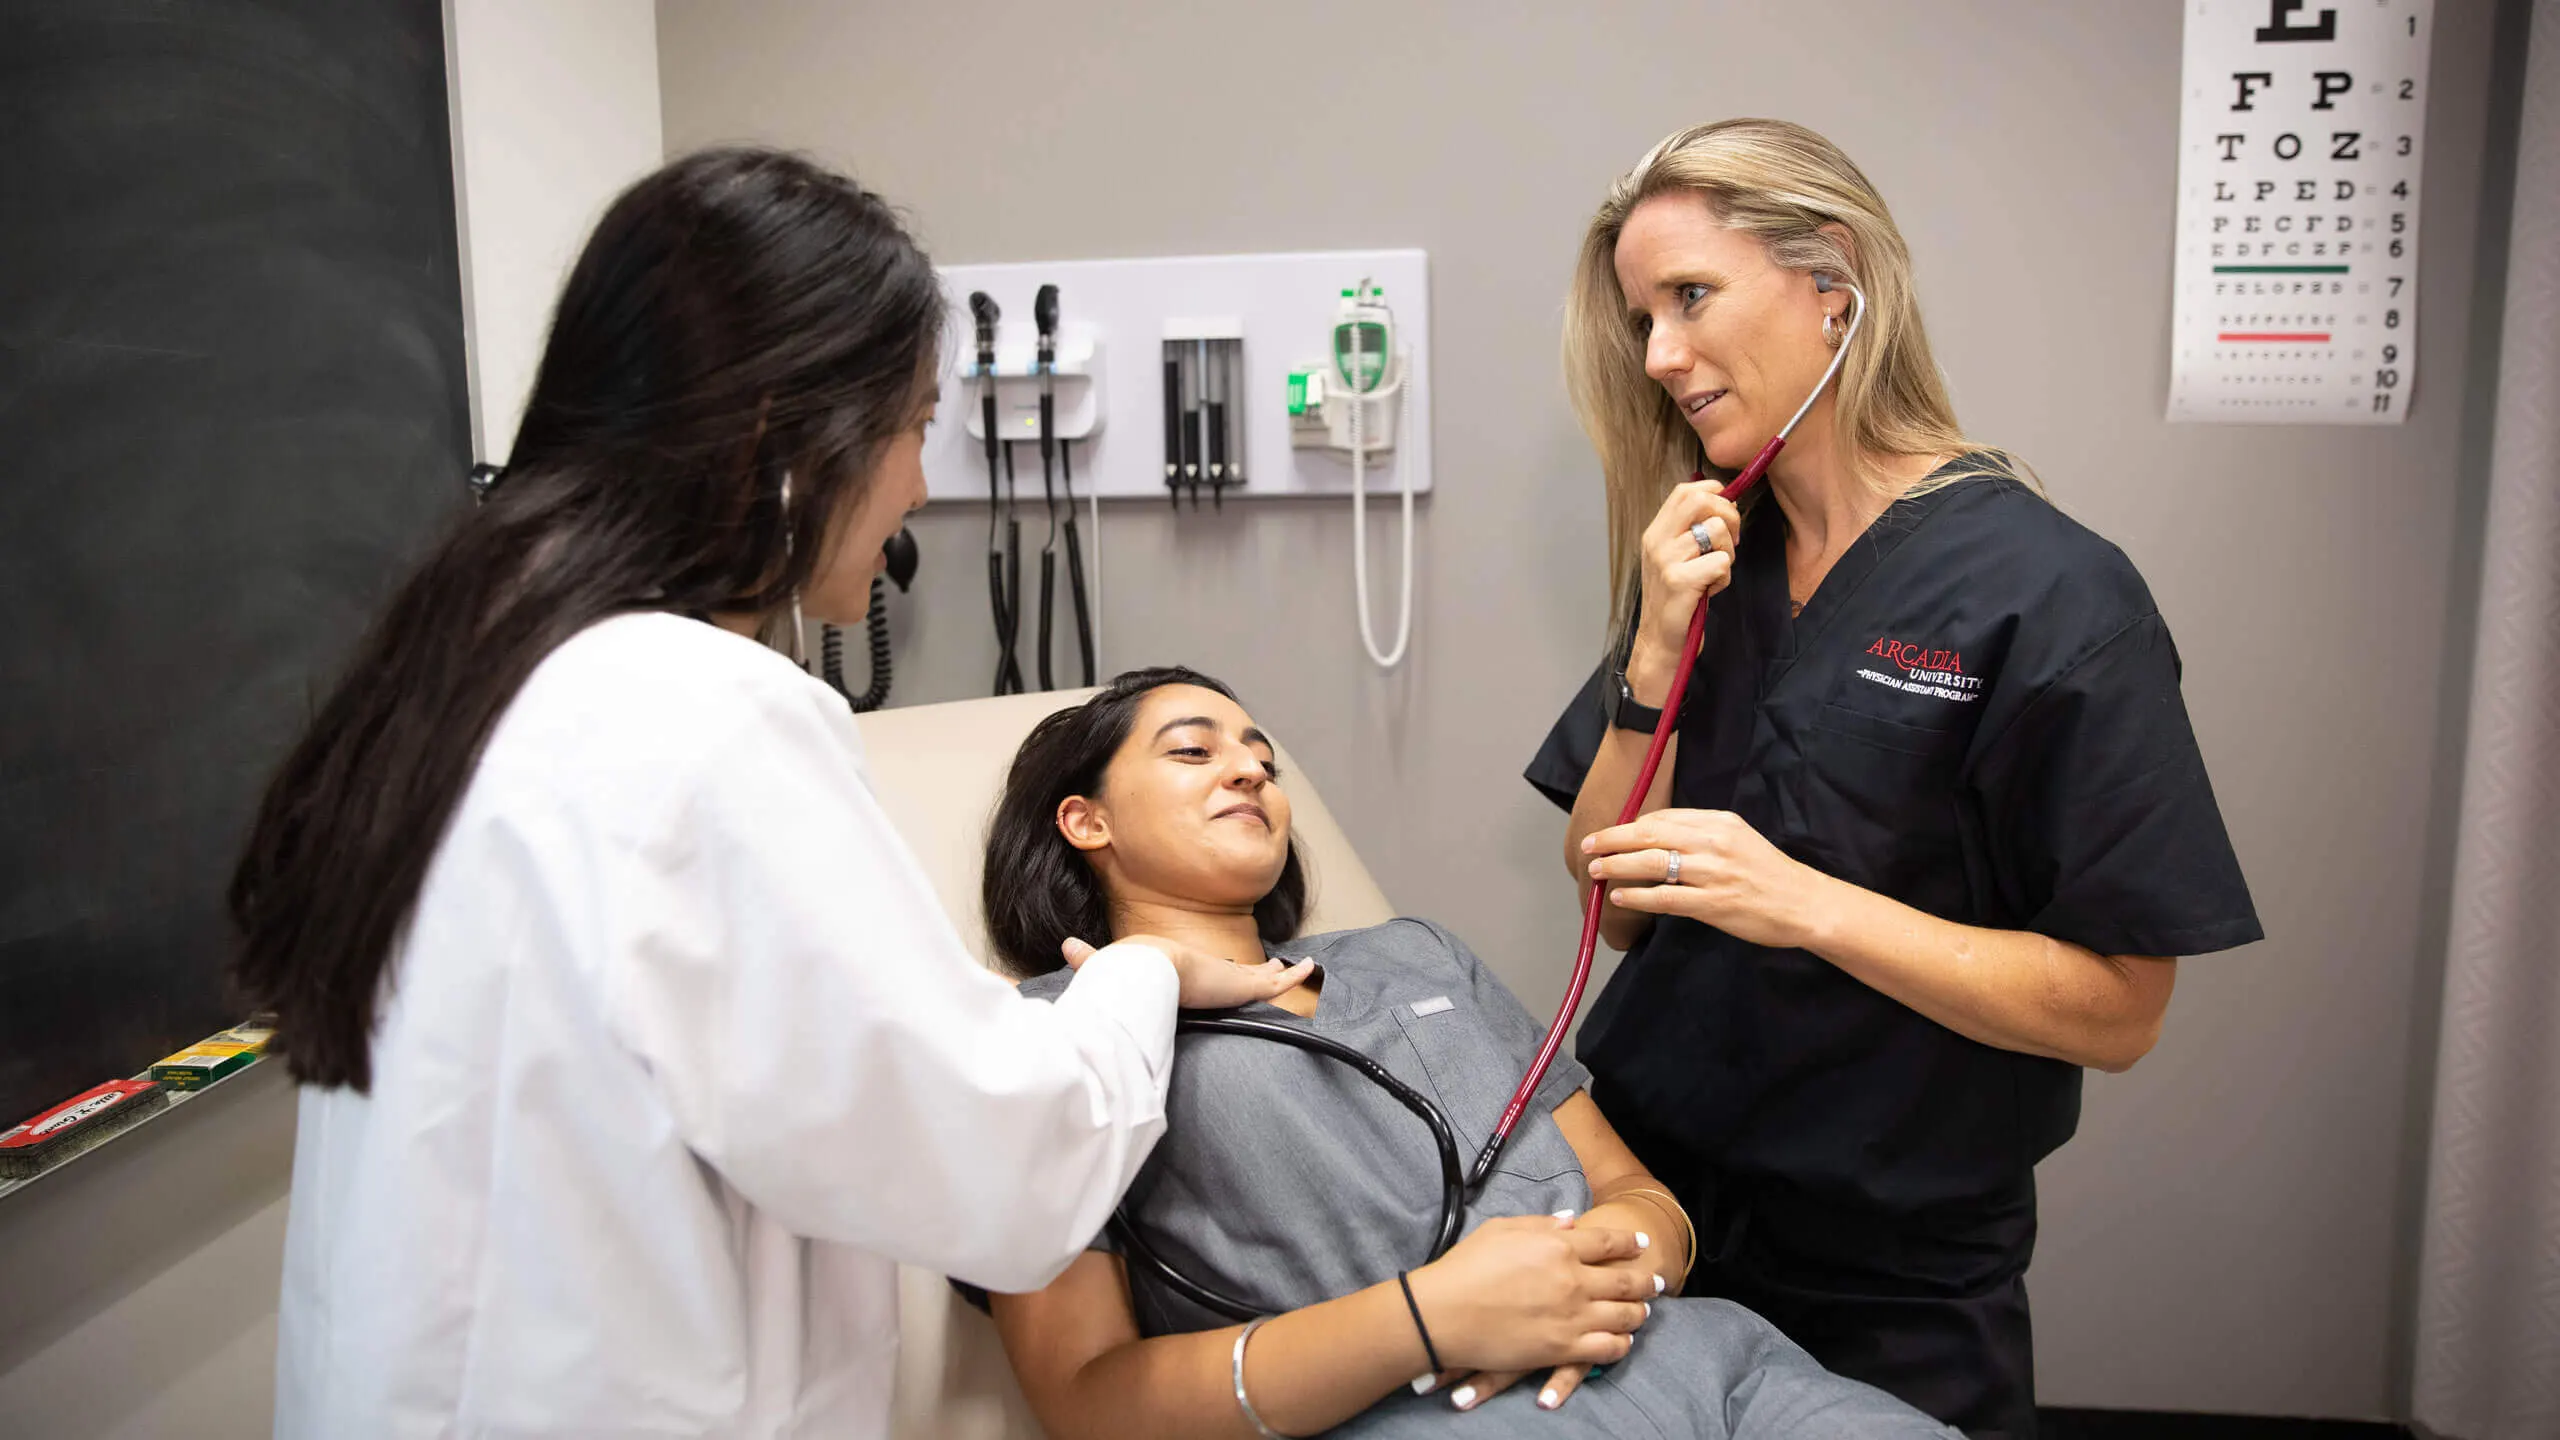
[2168,0,2434,424]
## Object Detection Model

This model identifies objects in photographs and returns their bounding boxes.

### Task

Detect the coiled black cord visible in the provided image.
[820,577,894,713]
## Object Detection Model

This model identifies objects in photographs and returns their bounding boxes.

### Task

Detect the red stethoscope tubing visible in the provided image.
[1464,436,1783,1190]
[1466,277,1863,1191]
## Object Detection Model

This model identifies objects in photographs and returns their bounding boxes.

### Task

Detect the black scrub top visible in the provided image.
[1527,459,2260,1221]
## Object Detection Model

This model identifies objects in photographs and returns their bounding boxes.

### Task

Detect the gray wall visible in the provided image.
[659,0,2513,1419]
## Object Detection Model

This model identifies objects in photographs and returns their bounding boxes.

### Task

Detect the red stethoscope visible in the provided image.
[1110,276,1871,1322]
[1467,274,1868,1188]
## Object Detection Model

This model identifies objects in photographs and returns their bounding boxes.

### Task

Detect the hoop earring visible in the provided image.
[780,469,807,667]
[1822,311,1846,350]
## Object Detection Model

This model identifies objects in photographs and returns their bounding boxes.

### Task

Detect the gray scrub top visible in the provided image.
[1011,921,1957,1438]
[1020,918,1592,1337]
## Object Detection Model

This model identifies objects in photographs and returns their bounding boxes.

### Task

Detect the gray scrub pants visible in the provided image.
[1322,1297,1959,1438]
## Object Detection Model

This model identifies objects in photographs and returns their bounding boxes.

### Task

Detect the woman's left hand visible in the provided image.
[1433,1259,1662,1414]
[1582,808,1836,951]
[1426,1359,1599,1415]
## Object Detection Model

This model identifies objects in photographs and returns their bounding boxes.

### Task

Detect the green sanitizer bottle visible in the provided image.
[1332,282,1393,396]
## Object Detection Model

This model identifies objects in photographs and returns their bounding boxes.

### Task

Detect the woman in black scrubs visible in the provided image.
[1527,120,2261,1439]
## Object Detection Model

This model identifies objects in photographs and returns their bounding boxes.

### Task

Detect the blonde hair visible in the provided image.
[1563,119,2007,647]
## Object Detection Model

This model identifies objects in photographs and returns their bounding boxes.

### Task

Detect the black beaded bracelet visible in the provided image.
[1395,1270,1444,1375]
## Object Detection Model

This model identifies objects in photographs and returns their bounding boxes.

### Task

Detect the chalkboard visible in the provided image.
[0,0,469,1133]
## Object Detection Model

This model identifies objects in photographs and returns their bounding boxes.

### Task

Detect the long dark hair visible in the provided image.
[983,667,1308,978]
[229,148,945,1089]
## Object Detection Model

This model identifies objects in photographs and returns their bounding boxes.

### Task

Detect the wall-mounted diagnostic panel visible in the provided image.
[923,248,1431,505]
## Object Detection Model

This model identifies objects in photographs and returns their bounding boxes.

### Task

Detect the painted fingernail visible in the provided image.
[1654,1273,1667,1294]
[1635,1231,1651,1249]
[1643,1303,1653,1321]
[1411,1372,1439,1395]
[1451,1385,1478,1410]
[1539,1388,1561,1410]
[1553,1208,1578,1220]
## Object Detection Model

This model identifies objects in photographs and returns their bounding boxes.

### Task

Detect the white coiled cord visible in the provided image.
[1088,485,1103,676]
[1349,345,1413,669]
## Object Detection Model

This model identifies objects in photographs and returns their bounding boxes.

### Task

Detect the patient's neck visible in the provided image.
[1108,893,1267,968]
[1111,892,1319,1017]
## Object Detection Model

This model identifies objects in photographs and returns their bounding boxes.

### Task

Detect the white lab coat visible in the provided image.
[274,613,1177,1439]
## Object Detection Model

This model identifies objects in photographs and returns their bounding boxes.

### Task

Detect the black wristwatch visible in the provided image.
[1612,669,1665,734]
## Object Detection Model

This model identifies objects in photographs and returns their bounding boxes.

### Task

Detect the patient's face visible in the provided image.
[1065,685,1293,911]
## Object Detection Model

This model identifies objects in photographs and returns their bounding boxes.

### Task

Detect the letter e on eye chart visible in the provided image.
[2167,0,2434,424]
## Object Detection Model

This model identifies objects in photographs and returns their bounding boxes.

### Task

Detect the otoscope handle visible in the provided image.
[1162,359,1183,505]
[1467,435,1787,1192]
[1181,405,1203,508]
[1206,401,1227,509]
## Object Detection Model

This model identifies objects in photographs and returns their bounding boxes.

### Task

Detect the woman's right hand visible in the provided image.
[1405,1213,1654,1376]
[1060,936,1314,1011]
[1629,478,1743,703]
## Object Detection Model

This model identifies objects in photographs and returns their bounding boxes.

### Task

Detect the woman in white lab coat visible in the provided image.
[227,148,1311,1439]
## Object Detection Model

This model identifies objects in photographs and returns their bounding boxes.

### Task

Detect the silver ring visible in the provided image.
[1690,520,1717,555]
[1663,849,1683,886]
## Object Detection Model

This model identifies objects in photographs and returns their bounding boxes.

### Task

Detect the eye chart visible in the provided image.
[2167,0,2434,423]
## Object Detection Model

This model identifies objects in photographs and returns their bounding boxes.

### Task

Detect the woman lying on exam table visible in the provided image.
[963,667,1955,1439]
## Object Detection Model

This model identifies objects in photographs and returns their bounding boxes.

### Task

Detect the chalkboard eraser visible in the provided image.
[0,1080,170,1179]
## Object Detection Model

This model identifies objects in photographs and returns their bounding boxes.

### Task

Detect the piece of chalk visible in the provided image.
[210,1020,275,1050]
[0,1080,169,1179]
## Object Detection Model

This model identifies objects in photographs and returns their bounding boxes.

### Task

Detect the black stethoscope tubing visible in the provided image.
[1108,1013,1467,1324]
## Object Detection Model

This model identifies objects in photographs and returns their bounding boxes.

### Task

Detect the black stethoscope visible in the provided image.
[1108,1011,1466,1323]
[1111,277,1870,1322]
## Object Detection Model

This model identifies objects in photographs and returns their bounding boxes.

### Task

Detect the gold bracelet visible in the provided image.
[1606,1186,1698,1288]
